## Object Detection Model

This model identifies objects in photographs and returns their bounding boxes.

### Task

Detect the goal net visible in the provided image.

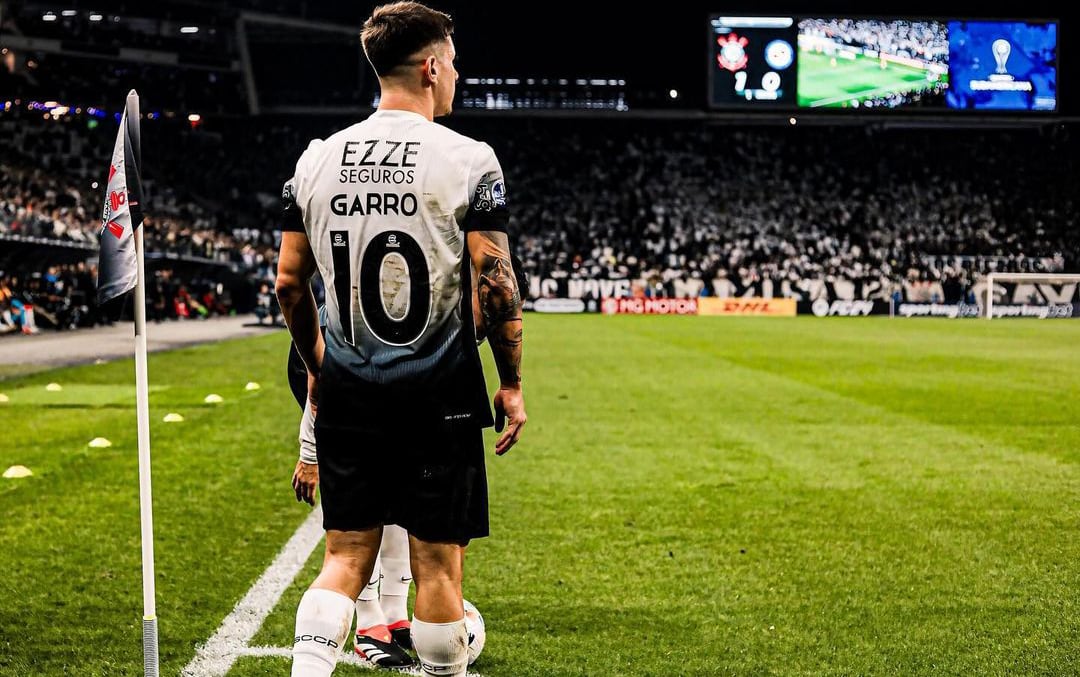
[984,273,1080,320]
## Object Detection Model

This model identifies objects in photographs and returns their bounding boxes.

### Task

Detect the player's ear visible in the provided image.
[425,54,438,82]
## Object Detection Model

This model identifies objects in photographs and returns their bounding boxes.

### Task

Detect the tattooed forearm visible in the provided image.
[469,230,523,386]
[489,329,522,386]
[478,257,522,326]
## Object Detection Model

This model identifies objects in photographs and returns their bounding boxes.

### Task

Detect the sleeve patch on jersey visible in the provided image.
[281,179,305,233]
[472,180,507,212]
[461,175,509,232]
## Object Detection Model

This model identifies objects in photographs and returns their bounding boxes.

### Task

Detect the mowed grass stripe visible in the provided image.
[645,317,1080,465]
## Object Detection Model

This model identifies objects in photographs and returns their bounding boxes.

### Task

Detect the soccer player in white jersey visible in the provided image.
[275,3,526,676]
[287,253,530,666]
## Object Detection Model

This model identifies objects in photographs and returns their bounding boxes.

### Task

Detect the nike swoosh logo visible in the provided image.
[400,577,412,584]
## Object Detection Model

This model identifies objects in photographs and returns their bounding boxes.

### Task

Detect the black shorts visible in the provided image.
[314,353,490,543]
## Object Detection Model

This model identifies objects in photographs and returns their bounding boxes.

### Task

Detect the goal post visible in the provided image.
[985,272,1080,320]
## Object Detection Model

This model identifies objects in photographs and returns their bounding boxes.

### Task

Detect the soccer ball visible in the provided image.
[463,599,485,665]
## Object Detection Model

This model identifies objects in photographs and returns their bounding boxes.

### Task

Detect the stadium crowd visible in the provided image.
[1,110,278,331]
[0,263,254,334]
[492,120,1075,299]
[1,108,1076,333]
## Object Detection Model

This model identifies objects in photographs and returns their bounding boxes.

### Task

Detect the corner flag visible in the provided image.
[97,91,145,304]
[96,90,160,677]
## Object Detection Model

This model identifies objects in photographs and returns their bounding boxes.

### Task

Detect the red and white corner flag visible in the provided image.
[96,90,160,677]
[97,90,145,304]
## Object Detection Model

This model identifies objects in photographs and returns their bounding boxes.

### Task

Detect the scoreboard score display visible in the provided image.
[707,14,1059,112]
[709,16,798,107]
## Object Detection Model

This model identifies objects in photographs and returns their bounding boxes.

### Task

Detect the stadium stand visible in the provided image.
[3,108,1074,331]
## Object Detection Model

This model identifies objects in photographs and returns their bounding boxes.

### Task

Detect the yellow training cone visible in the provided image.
[163,413,185,423]
[204,394,224,404]
[88,437,113,448]
[244,382,261,391]
[0,393,9,403]
[45,383,63,392]
[3,465,33,479]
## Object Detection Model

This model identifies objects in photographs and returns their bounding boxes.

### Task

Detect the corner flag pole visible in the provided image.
[128,91,160,677]
[93,89,158,673]
[95,88,158,675]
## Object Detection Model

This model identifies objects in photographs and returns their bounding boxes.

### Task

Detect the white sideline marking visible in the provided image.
[181,507,325,676]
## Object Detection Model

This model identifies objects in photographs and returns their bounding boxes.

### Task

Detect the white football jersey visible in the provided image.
[282,109,508,421]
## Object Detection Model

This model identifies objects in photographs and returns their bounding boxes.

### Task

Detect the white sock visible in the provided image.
[379,526,412,625]
[358,557,381,603]
[292,588,354,677]
[412,617,468,677]
[354,558,387,636]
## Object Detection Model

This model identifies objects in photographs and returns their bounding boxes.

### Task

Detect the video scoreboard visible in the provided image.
[708,15,1058,112]
[709,16,797,107]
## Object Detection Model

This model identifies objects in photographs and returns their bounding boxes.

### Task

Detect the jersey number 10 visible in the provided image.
[330,229,432,346]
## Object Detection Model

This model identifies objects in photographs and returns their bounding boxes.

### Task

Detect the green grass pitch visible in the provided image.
[1,316,1078,675]
[797,50,947,108]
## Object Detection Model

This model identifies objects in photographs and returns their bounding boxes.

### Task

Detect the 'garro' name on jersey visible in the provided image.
[330,192,418,217]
